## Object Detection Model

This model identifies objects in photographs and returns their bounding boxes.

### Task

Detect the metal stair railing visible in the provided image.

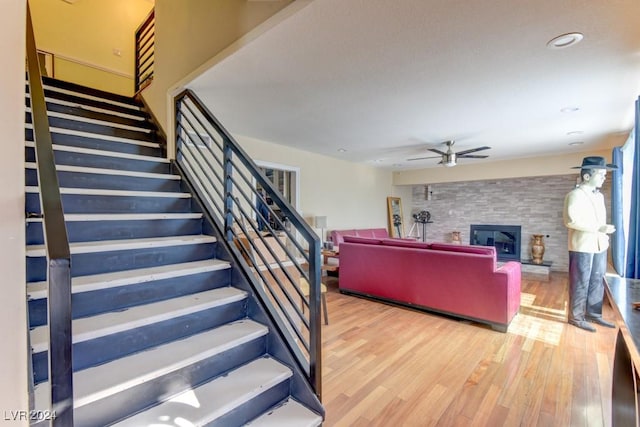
[175,89,323,398]
[25,2,74,425]
[134,8,154,94]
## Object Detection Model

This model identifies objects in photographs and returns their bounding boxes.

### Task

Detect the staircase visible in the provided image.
[25,77,323,426]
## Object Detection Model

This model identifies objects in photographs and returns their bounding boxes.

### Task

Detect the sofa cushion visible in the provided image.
[430,243,495,256]
[330,229,357,246]
[381,238,431,249]
[330,228,389,246]
[343,235,384,245]
[355,228,389,239]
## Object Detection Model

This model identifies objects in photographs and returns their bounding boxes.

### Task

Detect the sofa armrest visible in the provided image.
[497,261,521,278]
[496,261,522,320]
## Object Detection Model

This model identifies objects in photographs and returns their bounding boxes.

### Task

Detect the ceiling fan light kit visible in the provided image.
[443,153,456,167]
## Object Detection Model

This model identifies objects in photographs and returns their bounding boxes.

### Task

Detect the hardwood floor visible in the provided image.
[320,272,619,426]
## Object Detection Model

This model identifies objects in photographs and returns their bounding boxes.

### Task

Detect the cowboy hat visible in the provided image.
[572,156,617,170]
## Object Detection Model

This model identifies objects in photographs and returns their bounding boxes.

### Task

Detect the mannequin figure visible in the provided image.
[563,156,617,332]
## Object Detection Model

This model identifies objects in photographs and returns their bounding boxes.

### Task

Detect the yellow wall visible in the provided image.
[1,1,28,424]
[30,0,153,96]
[143,0,298,142]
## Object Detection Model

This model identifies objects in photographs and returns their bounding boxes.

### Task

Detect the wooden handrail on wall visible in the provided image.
[26,3,73,425]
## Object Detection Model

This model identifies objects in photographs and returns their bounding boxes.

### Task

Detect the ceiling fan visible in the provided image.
[408,140,491,167]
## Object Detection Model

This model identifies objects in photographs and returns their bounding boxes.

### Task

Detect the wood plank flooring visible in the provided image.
[320,272,619,426]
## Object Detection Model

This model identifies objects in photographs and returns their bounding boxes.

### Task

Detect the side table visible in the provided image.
[321,249,339,275]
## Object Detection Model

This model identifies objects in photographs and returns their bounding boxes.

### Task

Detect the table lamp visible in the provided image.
[315,216,327,241]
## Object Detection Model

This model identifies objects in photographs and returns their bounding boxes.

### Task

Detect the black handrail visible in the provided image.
[175,89,323,397]
[135,9,155,93]
[26,2,73,425]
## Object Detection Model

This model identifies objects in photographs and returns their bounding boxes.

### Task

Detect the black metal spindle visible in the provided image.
[175,89,322,397]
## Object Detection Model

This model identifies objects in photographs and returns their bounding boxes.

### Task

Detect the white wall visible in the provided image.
[236,135,393,234]
[144,0,296,140]
[1,1,28,424]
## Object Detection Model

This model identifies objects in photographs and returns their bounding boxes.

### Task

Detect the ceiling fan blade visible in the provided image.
[455,146,491,156]
[458,154,489,159]
[407,155,442,161]
[427,148,448,156]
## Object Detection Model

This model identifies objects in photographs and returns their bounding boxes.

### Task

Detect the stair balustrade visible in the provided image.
[135,8,154,94]
[175,89,323,398]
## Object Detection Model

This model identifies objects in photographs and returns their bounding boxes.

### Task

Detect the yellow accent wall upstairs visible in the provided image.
[29,0,153,96]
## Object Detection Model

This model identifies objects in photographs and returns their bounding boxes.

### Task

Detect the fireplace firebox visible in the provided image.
[470,224,521,262]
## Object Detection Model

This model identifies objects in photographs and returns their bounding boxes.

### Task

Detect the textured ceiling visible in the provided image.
[188,0,640,169]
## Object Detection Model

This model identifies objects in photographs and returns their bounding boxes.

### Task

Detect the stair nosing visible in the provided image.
[25,123,159,149]
[26,92,146,121]
[27,259,230,300]
[30,287,248,353]
[25,186,191,198]
[26,107,152,133]
[26,234,216,257]
[42,96,146,121]
[25,141,170,163]
[40,84,142,111]
[25,162,181,180]
[26,213,203,223]
[33,320,270,409]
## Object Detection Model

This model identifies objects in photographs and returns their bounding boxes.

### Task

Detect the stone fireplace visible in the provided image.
[470,224,521,262]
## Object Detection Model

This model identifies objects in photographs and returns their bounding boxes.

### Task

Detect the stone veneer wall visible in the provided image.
[409,174,612,272]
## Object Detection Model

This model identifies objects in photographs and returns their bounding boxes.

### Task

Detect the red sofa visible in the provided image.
[338,236,521,332]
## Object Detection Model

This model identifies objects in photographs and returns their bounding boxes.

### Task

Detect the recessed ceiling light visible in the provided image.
[547,32,584,49]
[337,148,347,153]
[569,141,584,146]
[567,131,583,136]
[560,106,580,113]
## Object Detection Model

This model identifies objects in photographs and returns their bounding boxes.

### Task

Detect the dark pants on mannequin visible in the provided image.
[568,250,607,322]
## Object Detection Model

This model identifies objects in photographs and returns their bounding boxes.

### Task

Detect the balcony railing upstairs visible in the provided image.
[25,3,73,426]
[135,9,154,93]
[175,89,323,397]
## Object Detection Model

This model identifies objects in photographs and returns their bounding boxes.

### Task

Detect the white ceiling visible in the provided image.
[188,0,640,170]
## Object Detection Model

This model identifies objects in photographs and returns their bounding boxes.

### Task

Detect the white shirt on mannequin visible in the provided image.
[563,169,614,253]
